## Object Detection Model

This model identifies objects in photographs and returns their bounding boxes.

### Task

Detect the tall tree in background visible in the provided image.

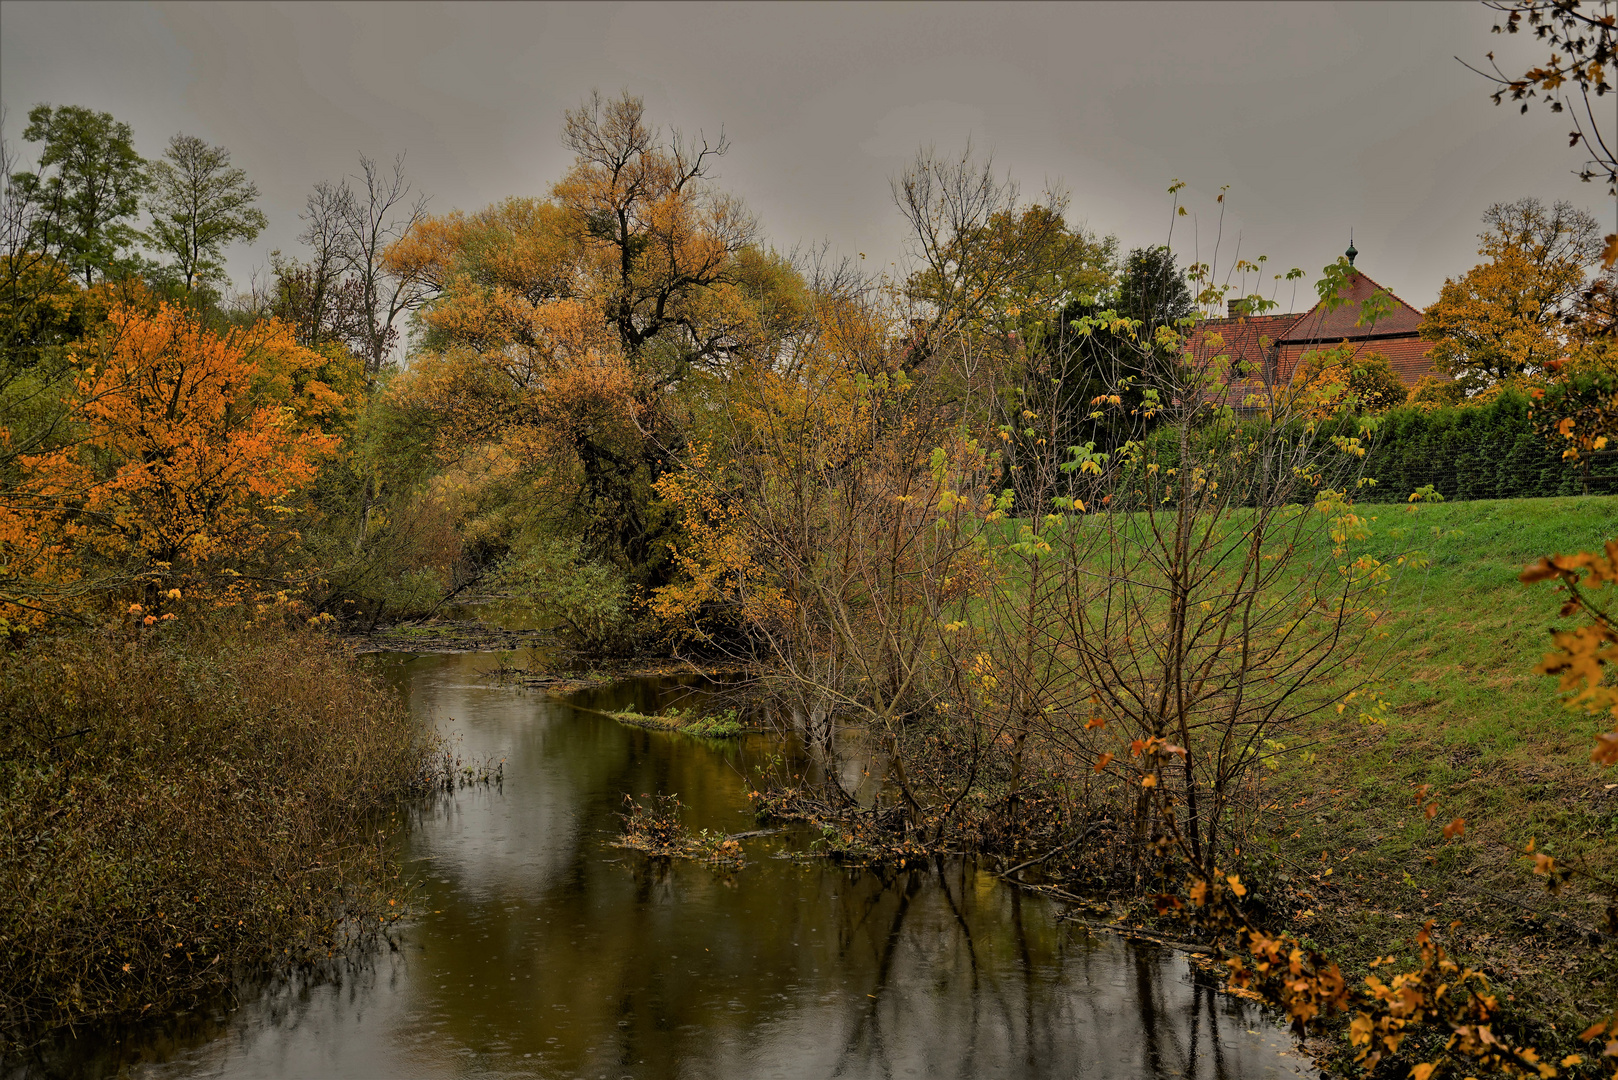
[383,93,773,592]
[344,156,432,375]
[280,156,431,375]
[145,134,267,293]
[7,105,147,287]
[268,182,364,354]
[1419,197,1603,394]
[1114,245,1194,332]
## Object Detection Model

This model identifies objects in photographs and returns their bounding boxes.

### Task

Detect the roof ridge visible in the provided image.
[1345,270,1425,322]
[1282,270,1424,342]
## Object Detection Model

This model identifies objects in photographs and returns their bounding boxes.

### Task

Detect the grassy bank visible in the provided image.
[0,624,438,1055]
[1227,496,1618,1070]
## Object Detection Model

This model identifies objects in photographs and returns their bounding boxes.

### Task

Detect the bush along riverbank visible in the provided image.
[0,622,450,1058]
[731,498,1618,1077]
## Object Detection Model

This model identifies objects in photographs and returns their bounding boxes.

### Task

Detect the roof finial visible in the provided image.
[1346,228,1357,267]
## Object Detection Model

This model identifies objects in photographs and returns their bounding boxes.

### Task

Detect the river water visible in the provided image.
[76,652,1315,1079]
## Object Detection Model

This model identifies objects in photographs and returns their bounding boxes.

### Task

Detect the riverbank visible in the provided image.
[727,496,1617,1073]
[1075,496,1617,1073]
[339,496,1617,1073]
[0,624,442,1059]
[1255,497,1616,1072]
[52,649,1305,1079]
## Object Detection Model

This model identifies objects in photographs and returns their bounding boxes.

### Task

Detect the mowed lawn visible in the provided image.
[1256,495,1618,1056]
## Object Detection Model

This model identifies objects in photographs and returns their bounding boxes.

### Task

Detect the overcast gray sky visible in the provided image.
[2,0,1613,312]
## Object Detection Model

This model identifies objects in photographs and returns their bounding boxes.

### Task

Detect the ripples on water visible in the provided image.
[54,652,1316,1079]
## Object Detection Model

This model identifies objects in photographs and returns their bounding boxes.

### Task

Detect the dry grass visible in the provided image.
[0,621,440,1052]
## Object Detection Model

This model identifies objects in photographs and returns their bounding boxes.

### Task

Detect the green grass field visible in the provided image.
[1251,495,1618,1066]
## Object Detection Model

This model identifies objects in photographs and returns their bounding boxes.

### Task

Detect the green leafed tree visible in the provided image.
[145,134,268,292]
[1114,245,1194,332]
[7,105,147,286]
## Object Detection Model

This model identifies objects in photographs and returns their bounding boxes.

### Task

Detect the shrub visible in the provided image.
[0,622,434,1049]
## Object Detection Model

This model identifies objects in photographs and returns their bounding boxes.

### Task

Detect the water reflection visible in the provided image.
[71,653,1314,1079]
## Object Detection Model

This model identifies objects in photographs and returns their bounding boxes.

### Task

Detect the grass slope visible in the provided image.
[1256,495,1618,1068]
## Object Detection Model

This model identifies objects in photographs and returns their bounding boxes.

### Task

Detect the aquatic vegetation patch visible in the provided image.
[608,705,745,738]
[615,794,745,867]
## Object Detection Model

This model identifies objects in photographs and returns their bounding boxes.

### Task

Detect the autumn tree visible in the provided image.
[6,105,147,287]
[0,302,341,621]
[653,289,1001,791]
[1419,197,1604,393]
[145,134,267,293]
[380,93,805,615]
[1287,347,1410,416]
[1466,0,1616,195]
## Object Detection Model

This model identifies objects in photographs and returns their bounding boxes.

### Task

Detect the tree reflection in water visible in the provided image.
[60,654,1313,1080]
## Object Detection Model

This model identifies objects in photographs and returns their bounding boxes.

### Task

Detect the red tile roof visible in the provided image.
[1279,271,1424,343]
[1187,312,1299,372]
[1356,336,1440,383]
[1187,269,1440,396]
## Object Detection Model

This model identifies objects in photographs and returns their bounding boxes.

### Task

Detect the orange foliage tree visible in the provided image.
[381,94,810,606]
[1419,198,1605,394]
[0,301,342,623]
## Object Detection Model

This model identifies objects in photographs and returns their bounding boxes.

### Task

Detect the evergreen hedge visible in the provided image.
[1117,390,1616,507]
[1326,390,1618,502]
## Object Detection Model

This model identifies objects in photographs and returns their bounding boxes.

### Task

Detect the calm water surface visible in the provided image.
[81,652,1315,1079]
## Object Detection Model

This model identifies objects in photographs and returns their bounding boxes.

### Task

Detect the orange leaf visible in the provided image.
[1092,752,1113,774]
[1443,818,1465,840]
[1520,557,1565,584]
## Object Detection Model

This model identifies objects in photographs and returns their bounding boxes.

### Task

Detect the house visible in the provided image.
[1189,245,1440,405]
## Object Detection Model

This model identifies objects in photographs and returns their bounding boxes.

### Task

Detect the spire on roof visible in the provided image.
[1346,229,1357,267]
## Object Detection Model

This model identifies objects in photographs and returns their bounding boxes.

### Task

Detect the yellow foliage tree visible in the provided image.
[1420,197,1603,394]
[1284,346,1410,417]
[383,95,816,596]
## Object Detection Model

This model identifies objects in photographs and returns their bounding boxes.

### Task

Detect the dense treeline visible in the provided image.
[3,95,1610,639]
